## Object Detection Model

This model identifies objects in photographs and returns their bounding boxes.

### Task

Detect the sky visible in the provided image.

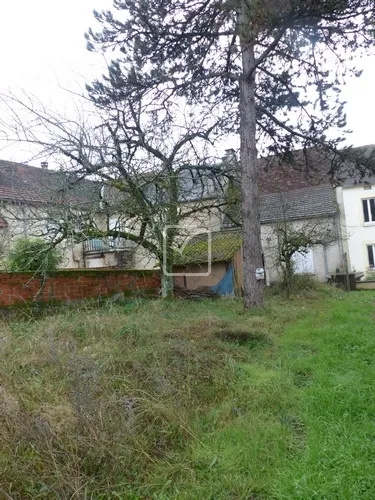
[0,0,111,162]
[0,0,109,93]
[0,0,374,164]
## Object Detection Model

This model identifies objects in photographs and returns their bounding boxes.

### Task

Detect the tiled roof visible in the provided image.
[257,145,375,192]
[260,185,338,222]
[0,160,101,206]
[223,185,338,227]
[174,230,242,266]
[257,149,332,194]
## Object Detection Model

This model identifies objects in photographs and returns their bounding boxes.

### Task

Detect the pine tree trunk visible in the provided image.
[239,3,264,308]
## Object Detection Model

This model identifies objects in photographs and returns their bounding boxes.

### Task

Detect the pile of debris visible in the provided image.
[174,286,220,300]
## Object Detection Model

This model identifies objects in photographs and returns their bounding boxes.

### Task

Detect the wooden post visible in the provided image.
[344,252,350,292]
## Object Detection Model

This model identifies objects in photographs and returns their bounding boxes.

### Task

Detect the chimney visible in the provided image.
[222,148,238,168]
[41,161,48,169]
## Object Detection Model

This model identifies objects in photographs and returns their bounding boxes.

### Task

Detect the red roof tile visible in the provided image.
[0,160,101,206]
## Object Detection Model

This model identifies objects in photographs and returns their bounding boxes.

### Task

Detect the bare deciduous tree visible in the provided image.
[0,92,235,297]
[265,213,339,296]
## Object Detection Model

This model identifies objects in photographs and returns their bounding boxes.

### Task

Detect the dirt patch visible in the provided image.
[0,386,20,417]
[215,330,269,346]
[280,415,306,439]
[292,368,313,387]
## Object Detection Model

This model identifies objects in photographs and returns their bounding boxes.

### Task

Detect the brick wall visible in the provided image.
[0,270,161,306]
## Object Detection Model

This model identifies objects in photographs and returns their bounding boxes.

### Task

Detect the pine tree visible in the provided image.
[86,0,374,307]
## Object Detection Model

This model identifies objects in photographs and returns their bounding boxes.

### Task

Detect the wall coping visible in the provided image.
[0,269,158,278]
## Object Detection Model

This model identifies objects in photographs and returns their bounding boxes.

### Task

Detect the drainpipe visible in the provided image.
[323,245,329,278]
[335,214,346,268]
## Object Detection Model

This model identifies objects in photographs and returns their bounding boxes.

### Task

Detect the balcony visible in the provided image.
[83,237,128,255]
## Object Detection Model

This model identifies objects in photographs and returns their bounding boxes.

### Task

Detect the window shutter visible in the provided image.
[363,199,370,222]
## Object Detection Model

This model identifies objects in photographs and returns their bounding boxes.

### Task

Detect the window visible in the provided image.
[362,198,375,223]
[368,245,375,269]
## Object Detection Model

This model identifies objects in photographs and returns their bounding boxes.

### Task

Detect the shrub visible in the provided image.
[269,274,323,298]
[7,238,62,273]
[365,270,375,281]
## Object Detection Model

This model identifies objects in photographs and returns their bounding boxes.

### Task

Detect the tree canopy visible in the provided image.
[85,0,375,307]
[87,0,374,156]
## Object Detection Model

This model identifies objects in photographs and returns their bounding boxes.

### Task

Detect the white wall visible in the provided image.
[108,205,344,282]
[0,202,84,269]
[261,217,342,282]
[127,202,223,271]
[132,246,158,270]
[340,184,375,274]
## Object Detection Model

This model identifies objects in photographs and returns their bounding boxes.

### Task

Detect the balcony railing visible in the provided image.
[83,237,128,254]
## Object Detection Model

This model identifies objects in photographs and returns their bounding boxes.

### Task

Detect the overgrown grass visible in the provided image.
[0,287,374,498]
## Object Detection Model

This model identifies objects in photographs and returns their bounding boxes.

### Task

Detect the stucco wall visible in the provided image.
[132,246,158,270]
[261,217,342,282]
[108,203,343,284]
[0,203,85,269]
[173,262,227,289]
[340,184,375,274]
[180,203,222,233]
[108,202,223,273]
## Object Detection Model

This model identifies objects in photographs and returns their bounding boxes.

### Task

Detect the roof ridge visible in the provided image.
[0,159,43,170]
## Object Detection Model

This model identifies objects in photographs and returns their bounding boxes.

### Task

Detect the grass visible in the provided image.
[0,287,374,498]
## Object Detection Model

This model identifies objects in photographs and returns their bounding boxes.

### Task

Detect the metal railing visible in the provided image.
[83,237,128,254]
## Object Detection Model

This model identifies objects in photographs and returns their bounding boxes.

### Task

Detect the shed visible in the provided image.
[173,229,243,295]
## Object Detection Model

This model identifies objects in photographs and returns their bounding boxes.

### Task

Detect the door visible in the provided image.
[292,249,314,274]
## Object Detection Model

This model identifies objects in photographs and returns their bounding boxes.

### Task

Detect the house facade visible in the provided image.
[0,160,132,270]
[337,178,375,277]
[1,146,374,283]
[172,185,343,291]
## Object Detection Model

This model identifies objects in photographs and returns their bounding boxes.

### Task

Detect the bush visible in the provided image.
[269,273,323,298]
[291,273,322,292]
[365,270,375,281]
[7,238,62,273]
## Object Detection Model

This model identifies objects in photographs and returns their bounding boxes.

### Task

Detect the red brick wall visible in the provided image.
[0,270,161,306]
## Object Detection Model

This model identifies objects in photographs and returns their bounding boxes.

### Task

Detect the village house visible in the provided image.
[173,161,343,292]
[0,146,374,288]
[0,160,131,269]
[337,177,375,277]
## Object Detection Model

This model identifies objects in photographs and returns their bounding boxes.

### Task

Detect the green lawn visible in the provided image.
[1,289,375,498]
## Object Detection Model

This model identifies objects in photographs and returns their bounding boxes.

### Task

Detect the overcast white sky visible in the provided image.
[0,0,374,164]
[0,0,109,94]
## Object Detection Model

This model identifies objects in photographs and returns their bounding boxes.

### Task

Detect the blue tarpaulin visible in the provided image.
[210,264,234,296]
